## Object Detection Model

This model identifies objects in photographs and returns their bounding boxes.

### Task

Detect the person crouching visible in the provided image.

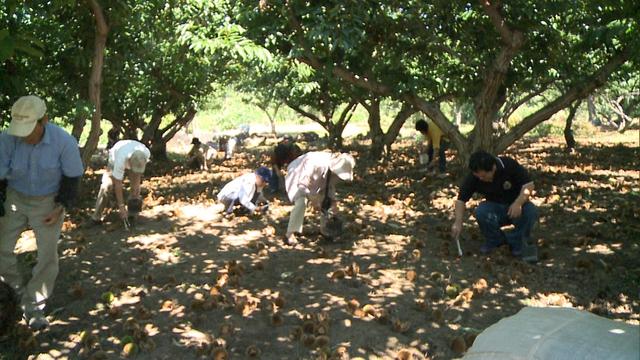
[216,167,272,215]
[187,137,215,171]
[284,152,355,245]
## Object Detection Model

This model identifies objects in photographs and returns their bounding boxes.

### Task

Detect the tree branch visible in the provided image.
[500,81,553,123]
[384,102,417,149]
[161,107,197,142]
[286,2,465,153]
[336,100,358,128]
[479,0,522,47]
[294,55,464,153]
[496,48,630,152]
[286,102,324,125]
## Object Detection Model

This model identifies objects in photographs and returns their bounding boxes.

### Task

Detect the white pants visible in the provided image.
[287,197,308,235]
[0,189,64,313]
[91,172,114,221]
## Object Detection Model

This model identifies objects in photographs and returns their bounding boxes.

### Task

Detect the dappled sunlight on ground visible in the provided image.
[1,132,638,359]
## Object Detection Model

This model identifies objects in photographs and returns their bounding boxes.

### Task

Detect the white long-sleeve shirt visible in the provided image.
[216,173,265,213]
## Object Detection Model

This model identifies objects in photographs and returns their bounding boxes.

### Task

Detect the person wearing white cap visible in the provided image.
[0,95,84,330]
[284,151,355,245]
[91,139,150,225]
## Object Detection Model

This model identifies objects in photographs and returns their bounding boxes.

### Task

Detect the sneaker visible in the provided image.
[24,311,49,331]
[285,234,298,246]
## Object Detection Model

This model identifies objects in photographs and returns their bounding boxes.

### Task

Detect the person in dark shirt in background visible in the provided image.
[269,140,302,194]
[451,150,538,259]
[106,125,120,149]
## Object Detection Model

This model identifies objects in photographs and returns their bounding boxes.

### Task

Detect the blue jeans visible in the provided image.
[475,201,538,255]
[268,166,280,194]
[427,140,447,172]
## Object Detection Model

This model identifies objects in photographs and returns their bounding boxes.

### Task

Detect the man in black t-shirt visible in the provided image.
[451,150,538,257]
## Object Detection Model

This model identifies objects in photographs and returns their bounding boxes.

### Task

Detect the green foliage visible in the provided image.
[232,0,640,154]
[2,0,638,157]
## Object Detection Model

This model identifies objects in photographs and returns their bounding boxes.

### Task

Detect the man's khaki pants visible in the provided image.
[92,171,142,221]
[0,189,64,313]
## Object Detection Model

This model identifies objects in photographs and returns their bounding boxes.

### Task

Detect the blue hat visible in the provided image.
[255,166,273,183]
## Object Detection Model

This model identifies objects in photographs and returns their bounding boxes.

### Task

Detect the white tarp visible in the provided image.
[463,307,639,360]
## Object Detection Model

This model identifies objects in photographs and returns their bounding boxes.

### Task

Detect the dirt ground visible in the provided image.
[1,132,638,360]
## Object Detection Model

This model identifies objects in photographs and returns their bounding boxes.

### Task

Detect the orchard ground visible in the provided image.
[1,128,638,360]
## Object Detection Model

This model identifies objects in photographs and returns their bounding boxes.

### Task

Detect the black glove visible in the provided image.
[127,198,143,214]
[54,175,80,211]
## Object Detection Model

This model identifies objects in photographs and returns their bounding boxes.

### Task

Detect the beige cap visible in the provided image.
[8,95,46,137]
[329,153,356,181]
[129,150,148,173]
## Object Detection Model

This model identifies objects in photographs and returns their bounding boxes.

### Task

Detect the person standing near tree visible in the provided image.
[90,139,150,225]
[451,150,538,260]
[415,119,448,176]
[0,95,84,330]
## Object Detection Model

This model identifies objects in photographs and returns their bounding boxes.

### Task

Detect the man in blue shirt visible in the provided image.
[0,95,84,330]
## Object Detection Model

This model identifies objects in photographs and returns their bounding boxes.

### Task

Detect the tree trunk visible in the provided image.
[287,101,355,150]
[150,137,168,160]
[329,101,357,150]
[71,112,87,141]
[81,0,109,167]
[564,100,580,152]
[147,108,196,161]
[259,102,280,135]
[364,98,384,156]
[383,103,416,154]
[141,108,166,145]
[587,95,600,126]
[365,100,416,160]
[472,1,524,153]
[327,123,344,149]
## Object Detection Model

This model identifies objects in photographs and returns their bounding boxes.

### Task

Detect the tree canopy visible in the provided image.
[1,1,638,164]
[233,0,640,160]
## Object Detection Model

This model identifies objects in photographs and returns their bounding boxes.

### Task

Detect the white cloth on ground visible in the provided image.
[463,306,640,360]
